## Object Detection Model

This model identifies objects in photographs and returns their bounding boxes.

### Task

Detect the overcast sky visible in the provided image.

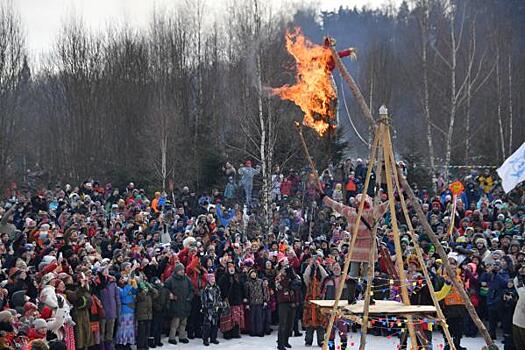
[14,0,399,58]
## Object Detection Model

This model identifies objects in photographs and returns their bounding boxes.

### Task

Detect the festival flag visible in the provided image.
[497,142,525,193]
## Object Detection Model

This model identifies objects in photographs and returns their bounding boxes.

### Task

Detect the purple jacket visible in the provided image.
[100,280,121,319]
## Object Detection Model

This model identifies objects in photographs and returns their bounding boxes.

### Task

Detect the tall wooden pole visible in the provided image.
[385,135,456,350]
[358,127,385,350]
[397,168,497,349]
[380,114,418,350]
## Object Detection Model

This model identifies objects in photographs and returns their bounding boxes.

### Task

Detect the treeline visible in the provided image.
[0,0,524,192]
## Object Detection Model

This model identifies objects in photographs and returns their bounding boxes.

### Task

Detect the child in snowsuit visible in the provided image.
[201,274,222,346]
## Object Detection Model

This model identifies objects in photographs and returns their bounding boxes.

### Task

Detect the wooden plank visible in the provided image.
[311,300,436,315]
[310,300,349,308]
[346,302,437,315]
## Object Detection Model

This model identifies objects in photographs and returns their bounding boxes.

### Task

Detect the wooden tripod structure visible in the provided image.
[315,108,455,350]
[302,37,498,350]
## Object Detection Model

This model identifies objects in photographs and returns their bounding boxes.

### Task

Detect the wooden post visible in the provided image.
[295,122,319,178]
[358,130,385,350]
[397,167,498,349]
[380,117,418,350]
[384,126,456,350]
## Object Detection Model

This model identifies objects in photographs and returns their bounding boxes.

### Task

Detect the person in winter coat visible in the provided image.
[218,262,244,339]
[261,278,273,335]
[27,318,48,341]
[501,278,518,349]
[186,255,207,339]
[275,258,301,350]
[164,263,193,345]
[513,264,525,350]
[439,256,467,350]
[302,258,328,348]
[480,260,509,340]
[223,177,237,205]
[238,160,260,208]
[97,270,120,350]
[321,193,388,303]
[151,277,169,348]
[321,262,350,350]
[135,280,158,350]
[115,275,138,349]
[201,273,222,346]
[65,273,92,350]
[244,268,265,337]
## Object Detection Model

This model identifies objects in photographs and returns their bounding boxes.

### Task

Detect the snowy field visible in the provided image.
[158,331,503,350]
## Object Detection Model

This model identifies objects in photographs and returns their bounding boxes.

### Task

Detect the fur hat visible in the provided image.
[0,310,13,323]
[475,238,487,247]
[182,236,196,248]
[41,272,57,286]
[33,318,48,330]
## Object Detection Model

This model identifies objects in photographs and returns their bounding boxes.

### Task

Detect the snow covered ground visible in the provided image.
[159,331,503,350]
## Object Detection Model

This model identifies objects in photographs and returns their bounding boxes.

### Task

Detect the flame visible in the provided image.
[272,28,337,136]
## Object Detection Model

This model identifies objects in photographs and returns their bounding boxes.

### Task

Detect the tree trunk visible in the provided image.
[496,47,505,160]
[508,54,513,154]
[256,45,270,236]
[418,3,437,192]
[161,134,167,192]
[444,12,457,181]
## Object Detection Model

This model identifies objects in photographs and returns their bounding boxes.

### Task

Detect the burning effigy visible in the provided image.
[271,28,355,136]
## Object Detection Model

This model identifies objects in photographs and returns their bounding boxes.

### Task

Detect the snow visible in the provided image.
[159,331,503,350]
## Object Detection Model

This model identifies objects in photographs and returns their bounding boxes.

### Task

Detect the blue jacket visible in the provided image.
[119,283,138,314]
[216,206,236,227]
[480,270,509,307]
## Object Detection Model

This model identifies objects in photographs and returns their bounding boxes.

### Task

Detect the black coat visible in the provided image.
[218,273,243,306]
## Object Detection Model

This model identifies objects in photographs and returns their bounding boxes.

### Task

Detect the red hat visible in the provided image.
[40,306,53,320]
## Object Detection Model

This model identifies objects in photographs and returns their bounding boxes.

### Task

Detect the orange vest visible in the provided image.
[444,285,464,306]
[346,180,357,192]
[442,269,465,306]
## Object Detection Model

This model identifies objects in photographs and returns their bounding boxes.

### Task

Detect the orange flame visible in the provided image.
[272,28,337,136]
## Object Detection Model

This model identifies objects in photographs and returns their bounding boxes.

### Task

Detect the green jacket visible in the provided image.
[165,273,194,317]
[135,284,159,321]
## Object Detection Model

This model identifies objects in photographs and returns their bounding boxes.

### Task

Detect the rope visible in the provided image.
[340,80,370,147]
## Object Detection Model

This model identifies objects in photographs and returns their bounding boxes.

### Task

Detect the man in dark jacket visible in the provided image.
[151,277,169,347]
[480,261,509,339]
[164,263,193,345]
[275,259,301,350]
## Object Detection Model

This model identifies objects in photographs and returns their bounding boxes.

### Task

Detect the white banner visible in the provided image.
[497,142,525,193]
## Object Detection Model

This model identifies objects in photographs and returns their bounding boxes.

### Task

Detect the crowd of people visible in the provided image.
[0,158,524,350]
